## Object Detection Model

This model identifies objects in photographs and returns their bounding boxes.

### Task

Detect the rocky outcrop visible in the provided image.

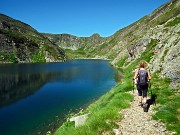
[0,30,39,62]
[43,34,81,50]
[149,17,180,89]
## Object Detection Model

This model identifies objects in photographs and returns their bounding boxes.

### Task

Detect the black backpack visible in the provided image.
[138,70,148,85]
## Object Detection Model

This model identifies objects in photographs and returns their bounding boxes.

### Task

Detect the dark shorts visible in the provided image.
[136,84,148,98]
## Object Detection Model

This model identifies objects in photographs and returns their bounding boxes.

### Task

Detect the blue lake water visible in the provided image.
[0,59,119,135]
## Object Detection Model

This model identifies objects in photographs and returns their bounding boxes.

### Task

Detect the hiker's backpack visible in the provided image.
[138,70,148,85]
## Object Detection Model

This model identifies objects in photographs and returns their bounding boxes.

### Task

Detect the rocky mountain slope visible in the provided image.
[111,0,180,89]
[45,0,180,89]
[0,14,66,63]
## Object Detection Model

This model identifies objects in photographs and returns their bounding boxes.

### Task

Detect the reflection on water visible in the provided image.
[0,68,80,108]
[0,59,118,135]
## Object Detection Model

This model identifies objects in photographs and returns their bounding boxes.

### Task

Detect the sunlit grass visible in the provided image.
[150,72,180,134]
[54,82,133,135]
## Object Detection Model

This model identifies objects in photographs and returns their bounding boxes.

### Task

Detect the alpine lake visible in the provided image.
[0,59,120,135]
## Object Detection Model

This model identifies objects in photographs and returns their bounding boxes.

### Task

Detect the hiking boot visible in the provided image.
[142,103,148,108]
[138,102,142,107]
[143,103,148,112]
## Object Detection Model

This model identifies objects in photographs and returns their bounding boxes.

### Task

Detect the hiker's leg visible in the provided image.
[142,86,148,103]
[143,97,147,103]
[137,85,142,104]
[139,96,142,103]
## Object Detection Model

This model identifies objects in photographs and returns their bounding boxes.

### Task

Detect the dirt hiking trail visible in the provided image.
[114,91,175,135]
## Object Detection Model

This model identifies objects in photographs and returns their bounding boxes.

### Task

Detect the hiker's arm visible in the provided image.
[147,71,152,80]
[133,70,138,80]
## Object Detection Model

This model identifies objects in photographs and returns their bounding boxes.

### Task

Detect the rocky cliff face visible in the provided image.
[0,14,66,63]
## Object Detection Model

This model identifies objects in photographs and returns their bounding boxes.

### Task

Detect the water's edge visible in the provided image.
[52,64,122,134]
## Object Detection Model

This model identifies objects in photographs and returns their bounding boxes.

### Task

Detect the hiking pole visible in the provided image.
[132,78,134,93]
[149,80,156,106]
[149,80,152,95]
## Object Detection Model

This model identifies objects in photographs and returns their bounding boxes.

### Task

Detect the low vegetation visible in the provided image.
[64,49,87,59]
[0,51,17,63]
[31,50,46,63]
[165,17,180,27]
[151,72,180,134]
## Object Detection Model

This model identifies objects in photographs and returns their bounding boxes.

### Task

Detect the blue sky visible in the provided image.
[0,0,169,37]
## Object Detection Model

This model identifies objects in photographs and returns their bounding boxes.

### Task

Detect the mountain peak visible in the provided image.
[90,33,101,38]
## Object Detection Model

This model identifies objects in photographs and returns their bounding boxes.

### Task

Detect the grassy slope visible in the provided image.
[151,72,180,134]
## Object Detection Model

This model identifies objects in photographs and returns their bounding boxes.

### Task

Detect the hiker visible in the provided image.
[133,61,152,107]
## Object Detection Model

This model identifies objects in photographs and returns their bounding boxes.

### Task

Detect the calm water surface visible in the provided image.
[0,59,118,135]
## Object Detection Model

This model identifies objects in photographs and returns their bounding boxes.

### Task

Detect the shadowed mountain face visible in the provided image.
[0,63,64,108]
[0,73,47,107]
[0,14,66,63]
[0,62,82,108]
[1,73,46,107]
